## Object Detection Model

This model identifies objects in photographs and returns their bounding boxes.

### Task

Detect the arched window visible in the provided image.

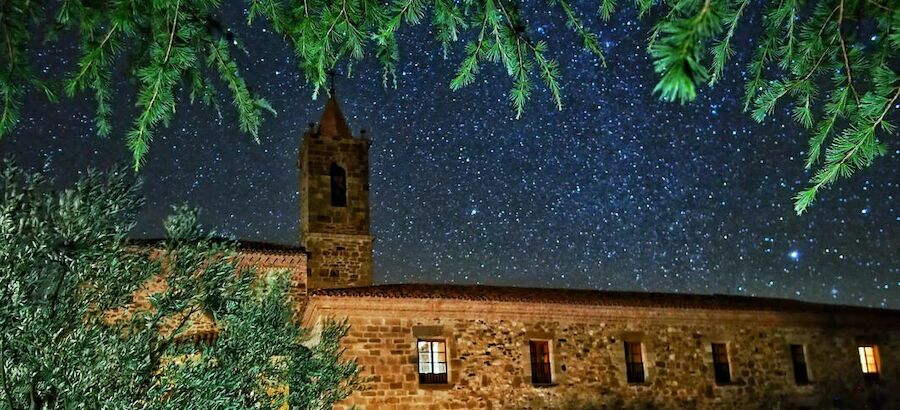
[330,163,347,207]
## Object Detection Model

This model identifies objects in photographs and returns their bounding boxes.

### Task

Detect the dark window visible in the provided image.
[712,343,731,384]
[529,340,552,384]
[858,345,880,381]
[329,163,347,207]
[790,344,809,385]
[417,339,447,384]
[625,341,645,383]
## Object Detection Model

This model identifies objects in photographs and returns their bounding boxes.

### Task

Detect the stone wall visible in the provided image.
[304,233,372,289]
[304,295,900,410]
[237,249,309,320]
[299,132,371,237]
[299,127,373,290]
[106,244,309,338]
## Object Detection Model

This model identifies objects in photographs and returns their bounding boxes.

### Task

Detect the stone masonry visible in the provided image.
[299,91,373,290]
[303,284,900,410]
[293,94,900,409]
[106,93,900,409]
[106,241,309,341]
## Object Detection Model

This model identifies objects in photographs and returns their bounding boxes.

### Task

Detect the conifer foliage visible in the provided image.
[0,0,56,140]
[645,0,900,214]
[57,0,277,169]
[0,0,898,212]
[0,160,359,409]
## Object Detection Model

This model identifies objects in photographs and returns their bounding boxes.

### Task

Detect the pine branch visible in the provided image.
[710,0,748,86]
[600,0,617,20]
[776,0,798,71]
[450,7,492,91]
[67,22,119,94]
[0,0,893,215]
[751,37,835,123]
[248,0,285,30]
[651,0,724,103]
[207,39,275,140]
[795,85,900,214]
[0,0,43,140]
[433,0,464,59]
[531,41,562,111]
[496,0,566,116]
[163,1,181,64]
[866,0,891,10]
[743,23,778,110]
[836,0,860,104]
[550,0,606,66]
[0,86,20,138]
[128,0,183,169]
[372,0,425,88]
[509,32,531,118]
[805,83,849,169]
[65,19,120,137]
[2,24,13,66]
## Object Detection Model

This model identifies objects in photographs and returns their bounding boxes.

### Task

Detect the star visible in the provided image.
[1,1,896,309]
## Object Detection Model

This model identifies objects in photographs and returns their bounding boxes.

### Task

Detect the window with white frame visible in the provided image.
[417,339,448,384]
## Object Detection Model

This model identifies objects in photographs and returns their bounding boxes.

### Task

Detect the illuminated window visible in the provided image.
[625,341,645,383]
[790,344,809,385]
[529,340,552,384]
[329,163,347,207]
[417,339,447,384]
[858,345,880,381]
[712,343,731,384]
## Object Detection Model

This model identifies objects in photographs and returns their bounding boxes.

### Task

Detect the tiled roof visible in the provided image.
[310,283,900,316]
[128,238,306,254]
[318,93,353,138]
[235,240,306,254]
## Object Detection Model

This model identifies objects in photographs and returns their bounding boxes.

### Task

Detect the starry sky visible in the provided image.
[2,1,898,309]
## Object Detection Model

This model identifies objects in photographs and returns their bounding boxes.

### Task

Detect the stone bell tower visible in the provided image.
[299,86,373,290]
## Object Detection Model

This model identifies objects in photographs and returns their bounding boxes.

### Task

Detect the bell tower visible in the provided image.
[299,86,373,289]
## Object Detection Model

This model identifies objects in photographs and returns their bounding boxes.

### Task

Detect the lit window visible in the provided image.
[417,339,447,384]
[790,344,809,385]
[529,340,552,384]
[712,343,731,384]
[625,341,645,383]
[858,345,880,380]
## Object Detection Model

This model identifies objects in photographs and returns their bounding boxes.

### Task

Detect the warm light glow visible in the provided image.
[858,346,879,374]
[418,340,447,375]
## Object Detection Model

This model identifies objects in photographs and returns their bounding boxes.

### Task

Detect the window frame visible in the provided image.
[858,345,880,382]
[790,344,810,385]
[417,339,448,385]
[624,341,646,384]
[529,340,553,385]
[711,342,732,385]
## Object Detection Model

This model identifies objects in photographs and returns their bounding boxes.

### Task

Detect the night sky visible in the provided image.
[2,2,898,309]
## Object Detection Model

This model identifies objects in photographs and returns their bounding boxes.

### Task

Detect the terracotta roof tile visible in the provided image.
[318,94,352,138]
[310,284,900,317]
[128,238,306,255]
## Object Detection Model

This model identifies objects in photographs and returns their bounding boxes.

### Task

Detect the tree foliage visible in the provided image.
[0,160,359,409]
[56,0,277,169]
[0,0,898,212]
[645,0,899,214]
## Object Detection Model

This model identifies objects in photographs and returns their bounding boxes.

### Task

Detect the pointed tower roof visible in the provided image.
[318,92,353,138]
